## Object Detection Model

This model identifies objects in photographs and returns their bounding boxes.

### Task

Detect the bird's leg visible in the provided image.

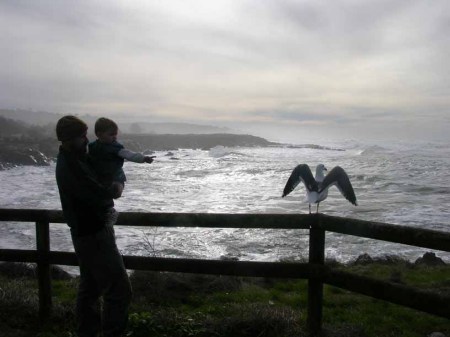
[316,203,320,214]
[309,204,311,214]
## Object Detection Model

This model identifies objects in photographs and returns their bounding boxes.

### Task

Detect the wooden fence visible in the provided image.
[0,208,449,335]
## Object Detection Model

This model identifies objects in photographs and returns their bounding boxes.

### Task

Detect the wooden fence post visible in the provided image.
[307,216,325,336]
[36,220,52,323]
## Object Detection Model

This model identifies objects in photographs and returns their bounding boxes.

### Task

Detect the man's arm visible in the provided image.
[57,161,120,205]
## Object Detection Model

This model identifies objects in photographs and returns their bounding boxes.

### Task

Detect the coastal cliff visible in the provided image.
[0,116,277,168]
[121,133,276,152]
[0,133,275,169]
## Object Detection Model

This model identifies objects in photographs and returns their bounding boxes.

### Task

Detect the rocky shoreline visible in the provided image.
[0,114,281,169]
[0,114,346,170]
[121,133,277,152]
[0,137,56,170]
[0,133,277,170]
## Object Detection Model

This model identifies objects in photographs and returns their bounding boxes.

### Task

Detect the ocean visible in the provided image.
[1,139,449,264]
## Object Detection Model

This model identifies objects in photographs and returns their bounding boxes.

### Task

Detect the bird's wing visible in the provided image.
[282,164,318,197]
[319,166,357,205]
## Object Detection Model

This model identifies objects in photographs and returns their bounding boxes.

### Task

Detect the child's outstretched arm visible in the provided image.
[144,156,155,163]
[118,149,155,164]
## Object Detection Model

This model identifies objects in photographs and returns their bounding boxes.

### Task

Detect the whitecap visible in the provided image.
[358,145,389,156]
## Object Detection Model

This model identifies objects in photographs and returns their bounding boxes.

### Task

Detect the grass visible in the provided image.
[0,261,449,337]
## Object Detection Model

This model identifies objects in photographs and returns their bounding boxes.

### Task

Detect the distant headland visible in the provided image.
[0,114,278,169]
[0,110,344,169]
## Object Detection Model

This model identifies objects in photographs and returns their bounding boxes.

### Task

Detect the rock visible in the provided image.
[0,262,36,278]
[428,332,447,337]
[0,262,72,280]
[0,146,51,168]
[415,252,446,266]
[381,255,407,265]
[353,253,373,265]
[50,265,73,280]
[351,254,412,266]
[220,255,239,261]
[325,258,340,267]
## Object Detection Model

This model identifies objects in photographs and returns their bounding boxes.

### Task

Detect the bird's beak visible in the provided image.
[323,167,327,171]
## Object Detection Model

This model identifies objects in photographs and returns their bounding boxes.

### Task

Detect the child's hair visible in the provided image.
[95,117,118,135]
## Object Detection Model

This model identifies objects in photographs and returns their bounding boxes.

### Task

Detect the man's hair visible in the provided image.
[56,115,88,142]
[95,117,118,135]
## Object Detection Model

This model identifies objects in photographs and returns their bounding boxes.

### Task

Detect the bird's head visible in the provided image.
[316,164,327,172]
[315,164,327,180]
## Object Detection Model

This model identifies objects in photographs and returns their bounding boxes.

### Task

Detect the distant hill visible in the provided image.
[122,122,234,135]
[0,109,64,126]
[0,109,236,135]
[0,116,56,169]
[0,116,28,136]
[0,115,53,138]
[122,133,276,151]
[0,113,278,168]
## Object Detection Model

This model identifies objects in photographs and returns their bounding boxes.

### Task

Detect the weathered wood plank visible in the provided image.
[46,252,320,278]
[1,208,449,253]
[36,220,52,323]
[122,256,320,278]
[115,212,313,229]
[1,207,450,326]
[320,214,450,252]
[0,249,39,262]
[307,223,325,335]
[1,250,320,279]
[2,248,449,319]
[0,209,64,223]
[323,268,450,319]
[0,209,313,229]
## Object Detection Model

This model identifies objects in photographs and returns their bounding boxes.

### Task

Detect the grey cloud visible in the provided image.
[0,0,449,142]
[260,0,401,53]
[260,0,449,62]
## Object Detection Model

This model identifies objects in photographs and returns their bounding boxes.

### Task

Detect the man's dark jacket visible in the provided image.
[56,146,114,236]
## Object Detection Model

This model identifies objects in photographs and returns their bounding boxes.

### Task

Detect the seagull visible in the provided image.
[282,164,357,213]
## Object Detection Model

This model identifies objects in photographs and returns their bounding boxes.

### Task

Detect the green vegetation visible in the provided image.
[0,261,449,337]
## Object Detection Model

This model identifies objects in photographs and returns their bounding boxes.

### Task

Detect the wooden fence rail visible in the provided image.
[1,208,449,335]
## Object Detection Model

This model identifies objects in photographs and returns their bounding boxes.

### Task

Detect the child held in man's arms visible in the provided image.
[88,117,154,189]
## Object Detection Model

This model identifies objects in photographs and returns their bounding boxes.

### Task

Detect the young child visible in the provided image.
[88,117,154,187]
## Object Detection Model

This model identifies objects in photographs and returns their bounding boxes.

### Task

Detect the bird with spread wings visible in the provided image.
[282,164,357,214]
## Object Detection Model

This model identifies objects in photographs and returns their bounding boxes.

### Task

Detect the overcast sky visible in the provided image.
[1,0,449,143]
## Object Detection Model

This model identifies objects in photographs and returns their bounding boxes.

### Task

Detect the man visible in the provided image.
[55,115,131,337]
